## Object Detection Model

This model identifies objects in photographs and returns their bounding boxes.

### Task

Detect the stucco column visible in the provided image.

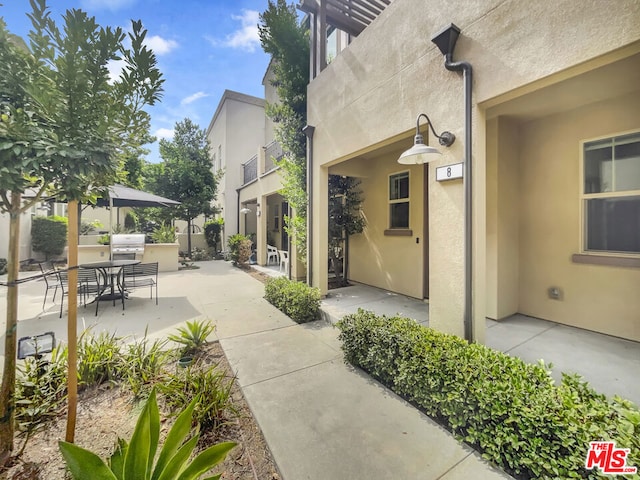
[312,165,329,296]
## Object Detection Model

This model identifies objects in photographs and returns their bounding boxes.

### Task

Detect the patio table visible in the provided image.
[79,259,140,312]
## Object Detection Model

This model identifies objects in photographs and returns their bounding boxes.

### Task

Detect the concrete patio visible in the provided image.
[321,283,640,406]
[0,261,637,479]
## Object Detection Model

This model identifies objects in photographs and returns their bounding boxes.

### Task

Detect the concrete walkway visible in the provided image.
[1,261,511,479]
[321,283,640,406]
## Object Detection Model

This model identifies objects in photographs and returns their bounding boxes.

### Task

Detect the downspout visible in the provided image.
[235,187,242,235]
[303,124,315,286]
[443,54,473,343]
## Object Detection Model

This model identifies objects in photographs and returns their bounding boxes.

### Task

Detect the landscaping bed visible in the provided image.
[4,337,280,479]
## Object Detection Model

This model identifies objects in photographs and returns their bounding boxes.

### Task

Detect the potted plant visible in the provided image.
[167,319,215,367]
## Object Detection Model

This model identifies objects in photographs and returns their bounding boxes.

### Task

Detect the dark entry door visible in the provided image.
[281,201,289,251]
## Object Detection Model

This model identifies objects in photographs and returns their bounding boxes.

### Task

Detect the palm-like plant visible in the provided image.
[168,319,216,356]
[59,388,235,480]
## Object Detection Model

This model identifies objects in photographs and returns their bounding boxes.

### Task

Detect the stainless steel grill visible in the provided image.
[110,234,145,259]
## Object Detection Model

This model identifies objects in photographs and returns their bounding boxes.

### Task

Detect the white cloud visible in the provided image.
[81,0,136,11]
[145,35,178,55]
[181,92,209,105]
[209,9,260,52]
[106,58,126,83]
[155,128,175,140]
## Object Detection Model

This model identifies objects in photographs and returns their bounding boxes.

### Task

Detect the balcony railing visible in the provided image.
[242,155,258,184]
[264,141,284,173]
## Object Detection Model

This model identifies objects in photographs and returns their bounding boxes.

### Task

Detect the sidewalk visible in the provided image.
[2,262,511,479]
[206,267,511,479]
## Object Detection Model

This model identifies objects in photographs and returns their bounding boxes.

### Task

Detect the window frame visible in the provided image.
[579,129,640,258]
[388,171,410,230]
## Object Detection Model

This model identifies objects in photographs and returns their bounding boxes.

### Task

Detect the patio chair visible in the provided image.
[77,268,102,309]
[278,250,289,273]
[122,262,158,304]
[267,245,279,265]
[39,261,62,310]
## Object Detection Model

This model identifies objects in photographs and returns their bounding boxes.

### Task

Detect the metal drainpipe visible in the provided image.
[303,125,315,286]
[235,187,242,235]
[443,54,474,343]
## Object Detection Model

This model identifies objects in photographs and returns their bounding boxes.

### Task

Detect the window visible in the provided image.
[582,132,640,254]
[218,145,222,171]
[389,172,409,229]
[212,152,217,171]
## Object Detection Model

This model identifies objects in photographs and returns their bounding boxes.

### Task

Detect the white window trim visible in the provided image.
[579,129,640,258]
[388,170,410,230]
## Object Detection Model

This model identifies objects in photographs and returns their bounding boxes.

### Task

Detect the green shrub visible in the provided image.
[337,310,640,479]
[204,218,223,250]
[227,234,251,265]
[167,319,215,357]
[0,258,7,275]
[121,334,170,399]
[151,223,177,243]
[80,219,103,235]
[264,277,321,323]
[158,365,237,431]
[77,330,124,389]
[124,210,138,231]
[31,216,67,260]
[15,345,68,454]
[191,247,211,262]
[59,389,236,480]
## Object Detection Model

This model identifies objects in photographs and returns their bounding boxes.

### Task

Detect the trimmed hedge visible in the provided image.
[264,277,321,323]
[31,215,67,260]
[337,310,640,480]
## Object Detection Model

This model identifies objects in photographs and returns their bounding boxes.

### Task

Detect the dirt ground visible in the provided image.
[2,341,280,480]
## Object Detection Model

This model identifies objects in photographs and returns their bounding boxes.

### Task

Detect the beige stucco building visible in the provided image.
[306,0,640,342]
[206,90,266,248]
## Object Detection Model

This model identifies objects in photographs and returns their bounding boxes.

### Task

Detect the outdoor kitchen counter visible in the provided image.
[77,243,179,272]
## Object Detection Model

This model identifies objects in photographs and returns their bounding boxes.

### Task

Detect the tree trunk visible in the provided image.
[0,192,22,463]
[187,218,192,258]
[65,201,79,443]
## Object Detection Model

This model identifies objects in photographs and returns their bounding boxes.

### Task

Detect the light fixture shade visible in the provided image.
[398,143,442,164]
[398,133,442,164]
[240,207,251,214]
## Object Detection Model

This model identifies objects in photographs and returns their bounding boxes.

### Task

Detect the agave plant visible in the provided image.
[59,389,235,480]
[168,319,216,356]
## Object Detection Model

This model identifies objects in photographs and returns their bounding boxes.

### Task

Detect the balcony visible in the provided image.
[242,155,258,185]
[264,141,284,173]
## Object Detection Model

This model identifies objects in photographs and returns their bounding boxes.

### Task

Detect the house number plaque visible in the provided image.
[436,162,463,182]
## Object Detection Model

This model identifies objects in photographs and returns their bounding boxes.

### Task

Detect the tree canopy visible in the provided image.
[259,0,310,260]
[155,118,217,255]
[0,0,163,460]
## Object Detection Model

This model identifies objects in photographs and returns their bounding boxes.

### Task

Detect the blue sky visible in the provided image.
[1,0,274,163]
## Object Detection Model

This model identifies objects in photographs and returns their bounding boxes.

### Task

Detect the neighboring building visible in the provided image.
[237,62,305,279]
[206,90,266,249]
[305,0,640,342]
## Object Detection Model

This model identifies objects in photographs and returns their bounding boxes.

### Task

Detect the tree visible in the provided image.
[328,175,365,287]
[259,0,309,260]
[0,0,162,461]
[156,118,216,257]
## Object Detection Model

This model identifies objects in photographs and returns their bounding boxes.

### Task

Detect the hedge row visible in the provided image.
[337,310,640,480]
[264,277,321,323]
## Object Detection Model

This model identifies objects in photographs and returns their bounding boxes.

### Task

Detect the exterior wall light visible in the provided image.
[240,207,251,214]
[397,113,455,164]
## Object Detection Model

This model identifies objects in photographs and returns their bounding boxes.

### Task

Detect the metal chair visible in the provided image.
[122,262,158,304]
[267,245,279,265]
[39,261,63,310]
[77,268,102,312]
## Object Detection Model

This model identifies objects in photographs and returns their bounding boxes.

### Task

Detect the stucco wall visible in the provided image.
[348,152,425,299]
[308,0,640,339]
[517,92,640,341]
